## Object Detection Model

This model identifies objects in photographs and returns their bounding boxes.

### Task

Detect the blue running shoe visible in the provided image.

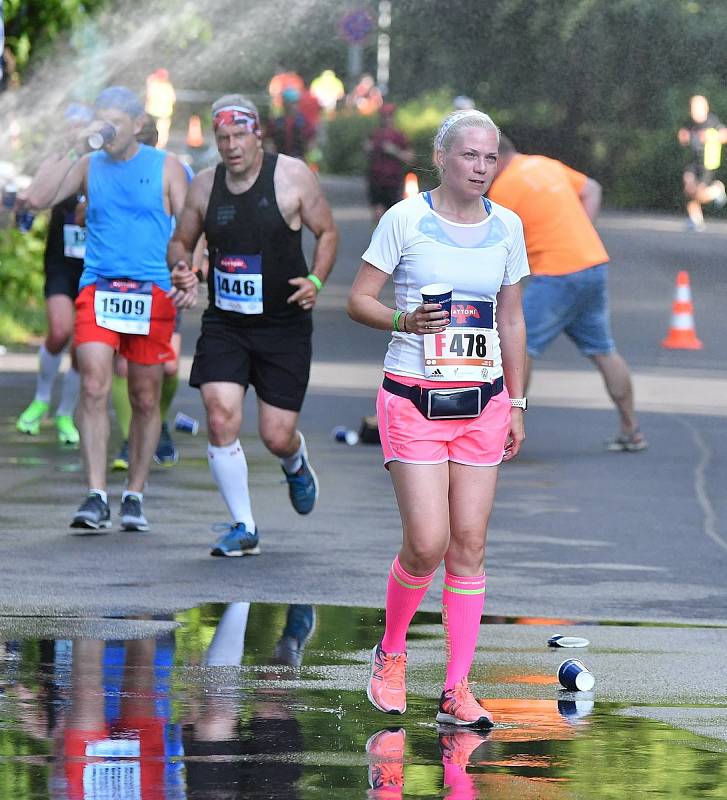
[154,422,179,466]
[210,522,260,557]
[282,454,319,515]
[273,605,316,667]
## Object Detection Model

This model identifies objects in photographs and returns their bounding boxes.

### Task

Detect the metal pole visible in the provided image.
[377,0,391,97]
[0,0,5,87]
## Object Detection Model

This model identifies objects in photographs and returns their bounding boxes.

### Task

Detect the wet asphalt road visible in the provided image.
[0,176,726,626]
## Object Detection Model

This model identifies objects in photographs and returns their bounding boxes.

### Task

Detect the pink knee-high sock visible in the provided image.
[442,571,486,691]
[380,556,436,654]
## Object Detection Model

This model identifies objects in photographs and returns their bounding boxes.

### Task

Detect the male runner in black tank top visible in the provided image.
[169,94,338,557]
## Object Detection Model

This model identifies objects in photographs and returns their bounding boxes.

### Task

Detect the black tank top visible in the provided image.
[44,194,84,270]
[203,152,310,328]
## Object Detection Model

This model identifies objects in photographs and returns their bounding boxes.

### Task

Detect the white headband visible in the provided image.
[434,110,486,150]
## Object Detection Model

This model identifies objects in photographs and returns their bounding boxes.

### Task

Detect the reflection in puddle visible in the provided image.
[0,603,726,798]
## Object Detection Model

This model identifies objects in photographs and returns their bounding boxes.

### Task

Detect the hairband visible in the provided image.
[212,105,261,136]
[434,110,485,150]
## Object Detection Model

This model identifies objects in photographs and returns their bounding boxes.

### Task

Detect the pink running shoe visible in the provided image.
[366,727,406,797]
[436,677,494,729]
[367,643,407,715]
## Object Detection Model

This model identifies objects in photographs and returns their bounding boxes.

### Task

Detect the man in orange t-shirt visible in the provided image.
[488,138,646,451]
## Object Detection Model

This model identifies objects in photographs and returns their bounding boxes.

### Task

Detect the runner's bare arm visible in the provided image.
[497,281,526,460]
[285,159,338,305]
[347,261,448,334]
[22,155,88,210]
[164,154,189,221]
[168,170,212,291]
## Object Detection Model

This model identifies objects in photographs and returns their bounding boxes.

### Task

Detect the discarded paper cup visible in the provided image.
[558,659,595,692]
[548,635,590,648]
[420,282,452,316]
[174,411,199,435]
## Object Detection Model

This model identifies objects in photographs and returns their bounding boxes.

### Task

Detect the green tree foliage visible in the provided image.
[390,0,727,208]
[2,0,107,69]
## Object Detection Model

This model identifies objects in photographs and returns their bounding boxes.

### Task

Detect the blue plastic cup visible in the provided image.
[421,282,452,316]
[558,699,595,723]
[558,659,595,691]
[174,411,199,436]
[15,210,36,232]
[332,426,359,445]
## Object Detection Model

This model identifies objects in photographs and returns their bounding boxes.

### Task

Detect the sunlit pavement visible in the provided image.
[1,178,727,790]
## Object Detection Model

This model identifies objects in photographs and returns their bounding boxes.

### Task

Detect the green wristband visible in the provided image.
[393,310,403,332]
[307,273,323,292]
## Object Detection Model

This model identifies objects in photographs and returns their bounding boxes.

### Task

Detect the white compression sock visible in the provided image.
[207,440,255,530]
[204,602,251,666]
[36,345,62,404]
[280,431,307,475]
[56,367,80,417]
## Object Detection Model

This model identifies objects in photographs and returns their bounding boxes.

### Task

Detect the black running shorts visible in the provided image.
[45,258,84,300]
[189,321,312,412]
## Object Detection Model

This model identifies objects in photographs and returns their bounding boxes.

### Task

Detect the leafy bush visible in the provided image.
[0,214,49,342]
[320,111,378,175]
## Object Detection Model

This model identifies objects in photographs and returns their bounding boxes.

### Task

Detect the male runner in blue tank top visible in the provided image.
[22,86,190,533]
[169,94,338,557]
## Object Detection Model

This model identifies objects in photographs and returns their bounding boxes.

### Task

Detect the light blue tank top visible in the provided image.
[81,144,172,289]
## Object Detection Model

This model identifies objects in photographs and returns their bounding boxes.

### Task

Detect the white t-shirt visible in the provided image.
[362,193,530,381]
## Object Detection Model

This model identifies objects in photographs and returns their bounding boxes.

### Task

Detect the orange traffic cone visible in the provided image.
[661,270,703,350]
[186,115,204,148]
[404,171,419,199]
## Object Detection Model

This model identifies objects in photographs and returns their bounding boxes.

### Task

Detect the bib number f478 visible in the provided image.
[423,300,497,381]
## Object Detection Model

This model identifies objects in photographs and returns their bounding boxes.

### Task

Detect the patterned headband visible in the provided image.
[212,105,261,136]
[434,110,486,150]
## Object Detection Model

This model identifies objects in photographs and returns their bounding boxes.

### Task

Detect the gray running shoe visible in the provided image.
[120,495,149,532]
[71,493,112,531]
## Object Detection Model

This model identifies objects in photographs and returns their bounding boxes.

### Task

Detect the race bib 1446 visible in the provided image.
[423,300,497,381]
[214,253,263,314]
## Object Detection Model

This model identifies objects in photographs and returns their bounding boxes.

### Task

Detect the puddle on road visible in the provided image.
[1,603,726,799]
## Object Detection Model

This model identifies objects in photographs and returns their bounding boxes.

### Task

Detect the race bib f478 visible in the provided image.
[423,300,497,381]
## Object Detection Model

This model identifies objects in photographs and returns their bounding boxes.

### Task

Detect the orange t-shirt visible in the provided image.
[488,154,609,275]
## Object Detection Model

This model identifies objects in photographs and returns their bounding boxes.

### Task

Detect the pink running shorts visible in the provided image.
[376,372,512,467]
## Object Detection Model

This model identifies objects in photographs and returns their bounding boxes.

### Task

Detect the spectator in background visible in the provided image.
[268,68,305,116]
[267,88,315,161]
[677,94,727,231]
[488,136,646,452]
[347,73,383,116]
[310,69,345,116]
[365,103,414,224]
[145,68,176,149]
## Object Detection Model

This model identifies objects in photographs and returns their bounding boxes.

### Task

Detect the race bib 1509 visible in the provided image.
[94,278,153,335]
[423,300,496,381]
[214,253,263,314]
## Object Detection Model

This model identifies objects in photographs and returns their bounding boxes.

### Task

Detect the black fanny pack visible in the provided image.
[382,376,503,420]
